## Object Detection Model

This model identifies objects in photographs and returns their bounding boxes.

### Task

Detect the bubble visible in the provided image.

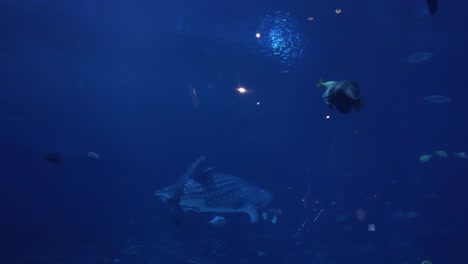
[257,11,304,71]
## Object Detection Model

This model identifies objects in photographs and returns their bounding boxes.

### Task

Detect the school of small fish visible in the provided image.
[261,208,282,224]
[419,150,467,163]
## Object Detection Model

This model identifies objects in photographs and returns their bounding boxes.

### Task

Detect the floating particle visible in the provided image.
[87,151,100,160]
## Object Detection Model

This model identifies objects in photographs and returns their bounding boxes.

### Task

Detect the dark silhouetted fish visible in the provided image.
[44,153,63,164]
[318,79,365,114]
[155,157,273,224]
[426,0,438,15]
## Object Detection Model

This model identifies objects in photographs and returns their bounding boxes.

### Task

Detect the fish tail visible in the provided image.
[354,97,365,112]
[317,78,325,88]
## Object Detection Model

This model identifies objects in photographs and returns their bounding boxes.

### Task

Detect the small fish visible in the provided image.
[419,154,432,163]
[391,211,420,219]
[316,79,337,89]
[87,151,100,160]
[454,152,468,159]
[405,211,420,218]
[265,208,283,215]
[262,208,282,223]
[402,52,434,64]
[433,150,448,158]
[271,214,278,224]
[44,153,63,164]
[423,95,451,103]
[262,211,267,220]
[208,216,226,227]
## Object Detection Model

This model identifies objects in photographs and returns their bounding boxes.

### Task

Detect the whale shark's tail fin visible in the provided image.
[155,156,206,225]
[426,0,438,15]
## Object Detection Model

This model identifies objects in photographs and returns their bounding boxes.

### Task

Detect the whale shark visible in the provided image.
[155,156,273,224]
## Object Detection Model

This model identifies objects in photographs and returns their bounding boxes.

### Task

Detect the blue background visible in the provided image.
[0,0,466,263]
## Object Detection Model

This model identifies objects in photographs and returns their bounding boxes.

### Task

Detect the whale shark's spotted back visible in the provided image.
[155,158,273,223]
[180,173,272,215]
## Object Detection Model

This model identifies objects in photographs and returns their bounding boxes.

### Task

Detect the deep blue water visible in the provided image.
[1,0,467,263]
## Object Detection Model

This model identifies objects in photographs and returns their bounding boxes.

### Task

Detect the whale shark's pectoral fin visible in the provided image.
[242,202,259,223]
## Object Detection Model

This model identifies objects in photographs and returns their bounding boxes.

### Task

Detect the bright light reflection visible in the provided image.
[255,33,261,38]
[237,87,247,94]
